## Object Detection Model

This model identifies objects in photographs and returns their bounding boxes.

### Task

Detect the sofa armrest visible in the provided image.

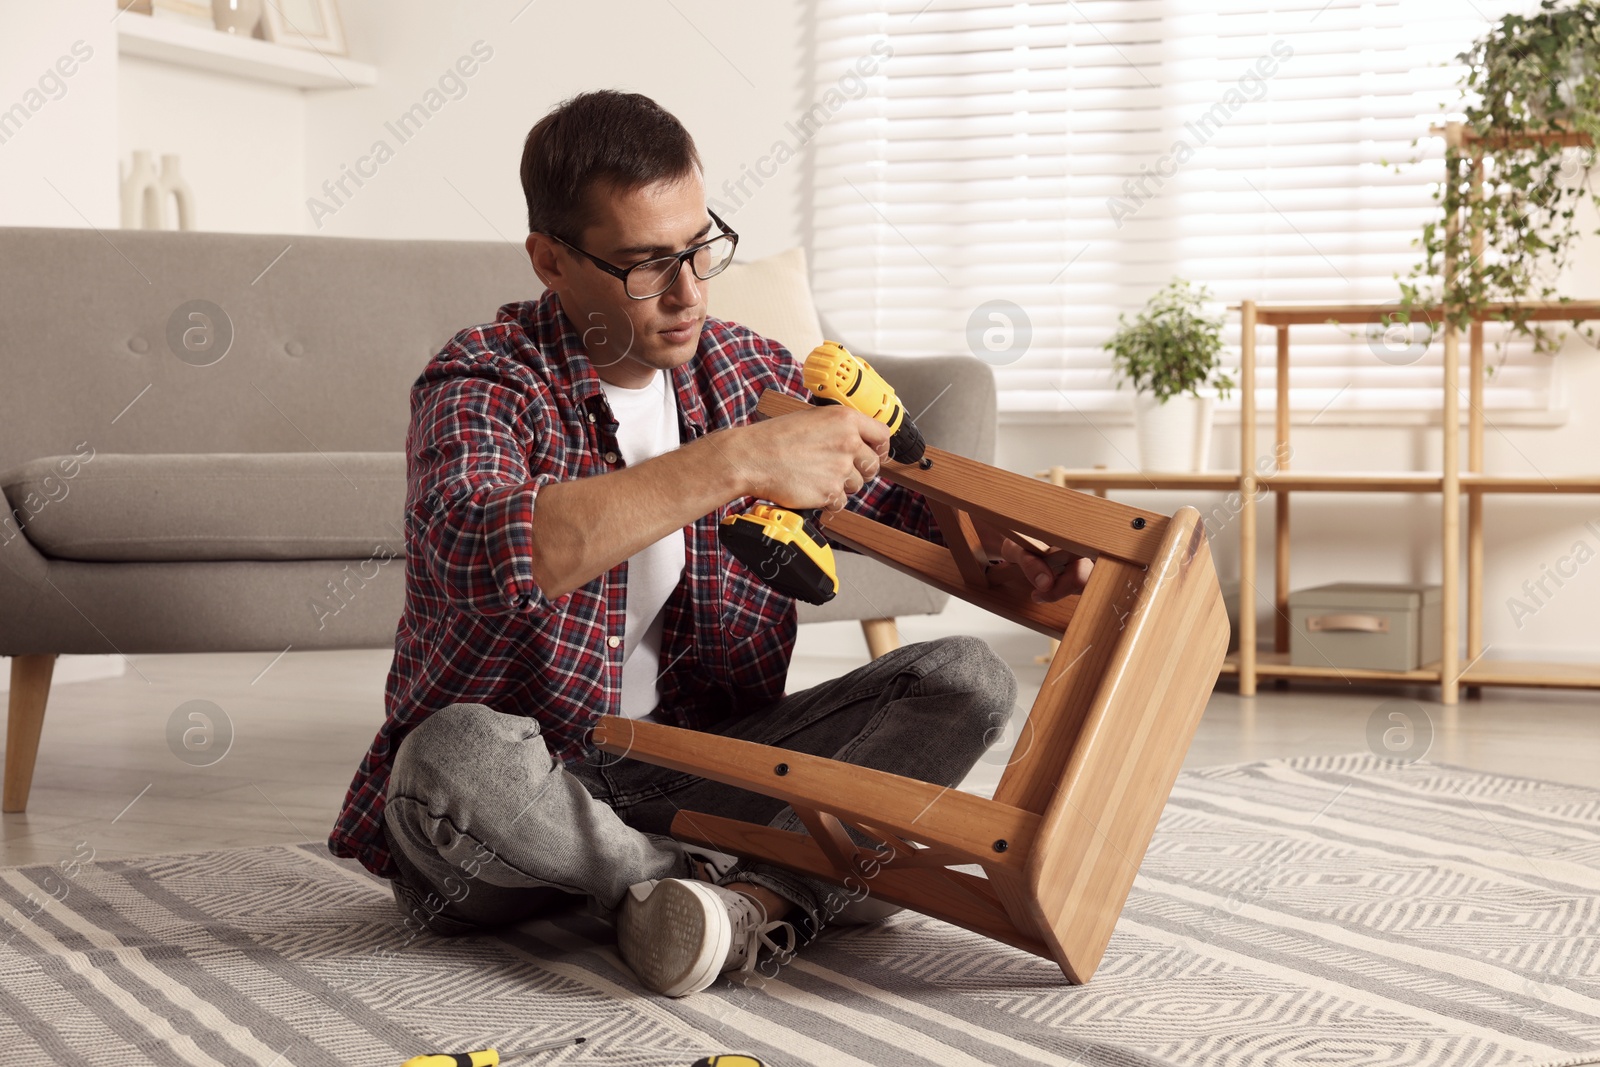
[0,483,77,656]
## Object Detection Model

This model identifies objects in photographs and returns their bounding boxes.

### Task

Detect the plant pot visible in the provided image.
[1133,392,1214,472]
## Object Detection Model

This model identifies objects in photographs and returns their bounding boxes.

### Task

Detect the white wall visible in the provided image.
[303,0,808,260]
[119,56,306,234]
[0,0,117,228]
[15,0,807,246]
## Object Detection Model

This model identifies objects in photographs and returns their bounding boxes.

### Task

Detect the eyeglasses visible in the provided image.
[544,209,739,300]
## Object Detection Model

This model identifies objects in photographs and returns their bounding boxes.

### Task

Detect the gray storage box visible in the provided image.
[1288,582,1441,671]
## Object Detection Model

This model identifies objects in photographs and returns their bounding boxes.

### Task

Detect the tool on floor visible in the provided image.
[400,1036,585,1066]
[718,340,932,605]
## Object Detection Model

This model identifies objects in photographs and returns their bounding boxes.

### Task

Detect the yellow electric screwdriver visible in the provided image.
[718,341,932,605]
[401,1037,585,1066]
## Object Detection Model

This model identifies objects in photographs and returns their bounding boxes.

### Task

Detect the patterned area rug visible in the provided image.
[1,753,1597,1067]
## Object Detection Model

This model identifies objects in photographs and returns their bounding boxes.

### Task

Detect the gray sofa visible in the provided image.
[0,227,997,813]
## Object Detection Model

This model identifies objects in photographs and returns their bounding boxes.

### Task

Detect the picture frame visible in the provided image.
[260,0,347,56]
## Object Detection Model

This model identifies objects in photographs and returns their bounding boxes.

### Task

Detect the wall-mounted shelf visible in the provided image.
[117,13,376,90]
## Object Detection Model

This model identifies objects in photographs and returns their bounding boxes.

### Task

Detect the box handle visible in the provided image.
[1306,612,1390,634]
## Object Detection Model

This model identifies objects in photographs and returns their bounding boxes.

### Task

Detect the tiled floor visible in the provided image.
[3,608,1596,870]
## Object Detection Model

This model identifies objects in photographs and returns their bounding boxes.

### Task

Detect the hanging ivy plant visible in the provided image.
[1105,279,1236,403]
[1394,0,1600,356]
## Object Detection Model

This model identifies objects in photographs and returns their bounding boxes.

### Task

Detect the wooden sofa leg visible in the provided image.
[861,617,900,659]
[4,654,57,813]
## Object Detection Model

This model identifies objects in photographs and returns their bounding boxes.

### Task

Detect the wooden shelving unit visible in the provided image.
[1237,291,1600,700]
[1037,122,1600,704]
[1030,469,1240,492]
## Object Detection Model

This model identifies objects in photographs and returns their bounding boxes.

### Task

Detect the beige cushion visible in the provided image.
[2,452,406,562]
[707,246,826,358]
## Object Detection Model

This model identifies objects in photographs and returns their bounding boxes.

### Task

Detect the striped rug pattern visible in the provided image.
[1,753,1596,1067]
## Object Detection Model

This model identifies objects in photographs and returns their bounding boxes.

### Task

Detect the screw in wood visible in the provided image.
[1131,517,1146,530]
[993,839,1008,852]
[774,763,789,776]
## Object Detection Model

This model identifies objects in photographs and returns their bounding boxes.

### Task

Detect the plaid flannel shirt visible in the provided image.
[329,289,946,879]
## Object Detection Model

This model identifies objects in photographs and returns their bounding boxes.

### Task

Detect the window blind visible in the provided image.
[806,0,1550,418]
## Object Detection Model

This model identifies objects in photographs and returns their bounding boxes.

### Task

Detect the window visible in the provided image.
[806,0,1548,419]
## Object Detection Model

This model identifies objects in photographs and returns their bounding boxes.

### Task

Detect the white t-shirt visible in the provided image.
[596,371,687,720]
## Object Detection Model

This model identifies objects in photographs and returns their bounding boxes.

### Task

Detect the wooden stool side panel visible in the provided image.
[990,555,1151,817]
[1026,509,1229,981]
[980,553,1163,975]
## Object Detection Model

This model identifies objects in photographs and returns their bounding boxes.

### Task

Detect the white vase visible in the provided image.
[1133,392,1214,472]
[158,154,197,231]
[211,0,261,35]
[120,150,165,230]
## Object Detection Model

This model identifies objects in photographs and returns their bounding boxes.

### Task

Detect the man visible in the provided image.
[328,90,1089,998]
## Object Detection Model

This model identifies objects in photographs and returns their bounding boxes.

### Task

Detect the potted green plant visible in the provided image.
[1104,278,1236,472]
[1394,0,1600,356]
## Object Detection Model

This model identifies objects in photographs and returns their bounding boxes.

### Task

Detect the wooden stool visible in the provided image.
[593,390,1229,983]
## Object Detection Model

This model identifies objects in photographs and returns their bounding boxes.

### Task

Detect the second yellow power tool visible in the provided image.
[400,1036,585,1066]
[718,341,930,605]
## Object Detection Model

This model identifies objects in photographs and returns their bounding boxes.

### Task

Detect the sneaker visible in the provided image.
[682,844,741,884]
[616,878,797,997]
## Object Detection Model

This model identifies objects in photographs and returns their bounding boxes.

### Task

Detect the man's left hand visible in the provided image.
[996,536,1092,602]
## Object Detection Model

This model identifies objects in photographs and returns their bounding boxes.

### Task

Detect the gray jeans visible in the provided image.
[381,634,1016,938]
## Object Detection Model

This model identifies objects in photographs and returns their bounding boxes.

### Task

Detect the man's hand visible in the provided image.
[529,405,885,600]
[972,518,1092,602]
[725,405,890,513]
[998,536,1092,602]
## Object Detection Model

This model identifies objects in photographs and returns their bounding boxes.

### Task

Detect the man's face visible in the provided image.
[526,170,714,387]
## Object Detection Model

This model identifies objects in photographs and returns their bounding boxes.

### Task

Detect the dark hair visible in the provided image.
[520,90,702,242]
